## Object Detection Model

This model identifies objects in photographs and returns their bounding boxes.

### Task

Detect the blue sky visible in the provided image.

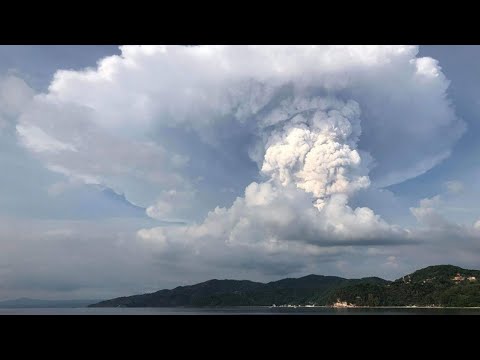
[1,45,480,300]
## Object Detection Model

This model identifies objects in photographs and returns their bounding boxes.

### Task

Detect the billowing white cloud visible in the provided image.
[138,181,410,272]
[410,195,451,229]
[16,100,190,206]
[17,124,78,153]
[17,46,464,199]
[410,194,480,239]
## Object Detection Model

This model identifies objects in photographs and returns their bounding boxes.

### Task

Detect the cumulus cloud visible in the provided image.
[410,195,447,228]
[410,194,480,240]
[137,181,411,272]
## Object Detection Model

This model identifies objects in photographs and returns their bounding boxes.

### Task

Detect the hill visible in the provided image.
[90,274,388,307]
[89,265,480,308]
[329,265,480,307]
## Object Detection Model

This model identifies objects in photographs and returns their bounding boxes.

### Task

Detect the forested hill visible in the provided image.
[89,265,480,308]
[330,265,480,307]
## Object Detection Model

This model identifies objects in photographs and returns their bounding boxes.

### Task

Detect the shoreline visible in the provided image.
[267,305,480,309]
[93,305,480,309]
[87,305,480,309]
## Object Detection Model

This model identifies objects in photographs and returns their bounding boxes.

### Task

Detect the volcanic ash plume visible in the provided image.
[260,97,370,210]
[13,46,465,269]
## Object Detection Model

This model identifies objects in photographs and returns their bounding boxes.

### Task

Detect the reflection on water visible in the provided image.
[1,307,480,315]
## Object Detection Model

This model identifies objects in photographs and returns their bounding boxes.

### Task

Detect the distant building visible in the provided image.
[333,299,356,308]
[452,273,465,282]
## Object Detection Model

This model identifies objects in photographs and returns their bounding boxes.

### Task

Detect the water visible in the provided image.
[1,307,480,315]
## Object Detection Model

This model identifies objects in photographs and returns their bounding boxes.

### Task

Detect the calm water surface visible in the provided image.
[1,307,480,315]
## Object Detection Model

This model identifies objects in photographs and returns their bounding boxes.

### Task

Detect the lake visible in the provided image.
[1,307,480,315]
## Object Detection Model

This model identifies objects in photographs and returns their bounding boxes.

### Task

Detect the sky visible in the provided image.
[1,45,480,300]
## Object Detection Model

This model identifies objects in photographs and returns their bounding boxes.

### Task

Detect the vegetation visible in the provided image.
[89,265,480,308]
[327,265,480,307]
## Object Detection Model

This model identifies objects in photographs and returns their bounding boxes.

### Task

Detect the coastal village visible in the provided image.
[452,273,476,282]
[270,300,357,308]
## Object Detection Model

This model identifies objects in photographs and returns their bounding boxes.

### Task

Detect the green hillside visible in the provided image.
[328,265,480,307]
[89,265,480,308]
